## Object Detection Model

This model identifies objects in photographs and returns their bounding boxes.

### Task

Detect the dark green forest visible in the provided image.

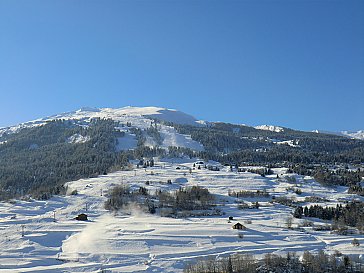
[167,122,364,165]
[0,119,127,199]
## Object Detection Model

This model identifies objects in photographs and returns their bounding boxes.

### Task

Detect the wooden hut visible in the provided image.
[232,222,246,230]
[75,213,88,221]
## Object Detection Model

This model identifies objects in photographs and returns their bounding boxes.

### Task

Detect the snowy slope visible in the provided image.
[1,160,363,272]
[341,130,364,140]
[0,106,201,136]
[8,106,201,129]
[3,106,363,142]
[313,130,364,140]
[255,125,284,133]
[116,133,138,151]
[67,134,91,144]
[0,107,205,152]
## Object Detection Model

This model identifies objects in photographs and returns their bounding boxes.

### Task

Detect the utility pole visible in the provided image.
[21,225,25,237]
[53,211,56,222]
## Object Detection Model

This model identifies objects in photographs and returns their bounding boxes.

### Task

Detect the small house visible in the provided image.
[232,222,246,230]
[75,213,88,221]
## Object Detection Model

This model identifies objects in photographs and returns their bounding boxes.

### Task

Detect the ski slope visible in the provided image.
[254,125,284,133]
[0,107,205,152]
[0,160,363,272]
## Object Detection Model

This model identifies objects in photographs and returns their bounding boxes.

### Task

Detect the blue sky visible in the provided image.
[0,0,363,131]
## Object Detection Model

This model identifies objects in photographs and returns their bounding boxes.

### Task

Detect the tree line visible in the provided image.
[293,201,364,232]
[184,251,362,273]
[104,184,216,215]
[164,121,364,165]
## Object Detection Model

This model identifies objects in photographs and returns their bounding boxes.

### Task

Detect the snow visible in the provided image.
[0,106,205,152]
[268,138,300,147]
[67,134,90,144]
[144,108,200,126]
[313,130,364,140]
[1,106,363,147]
[1,160,363,272]
[116,133,138,151]
[341,130,364,140]
[275,139,300,147]
[255,125,284,133]
[159,127,204,151]
[44,106,202,127]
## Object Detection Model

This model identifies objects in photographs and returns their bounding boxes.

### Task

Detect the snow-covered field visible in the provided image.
[0,160,363,272]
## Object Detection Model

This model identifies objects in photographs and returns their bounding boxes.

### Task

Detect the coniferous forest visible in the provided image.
[0,119,127,199]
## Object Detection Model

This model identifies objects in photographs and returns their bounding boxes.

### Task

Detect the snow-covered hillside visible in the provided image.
[0,107,205,152]
[0,159,363,272]
[5,106,201,130]
[341,130,364,140]
[2,106,362,144]
[255,125,284,133]
[313,130,364,140]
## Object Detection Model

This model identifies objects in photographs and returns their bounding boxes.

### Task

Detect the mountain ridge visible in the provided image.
[1,106,363,140]
[313,129,364,140]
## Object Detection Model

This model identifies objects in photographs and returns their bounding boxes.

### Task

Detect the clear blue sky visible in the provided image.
[1,0,363,131]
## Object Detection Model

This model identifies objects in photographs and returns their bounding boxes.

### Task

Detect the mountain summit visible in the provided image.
[1,106,363,140]
[40,106,201,126]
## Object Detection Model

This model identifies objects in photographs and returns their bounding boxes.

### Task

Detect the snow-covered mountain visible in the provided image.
[1,106,364,272]
[27,106,201,127]
[1,106,363,144]
[254,124,285,133]
[340,130,364,140]
[313,129,364,140]
[0,106,205,151]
